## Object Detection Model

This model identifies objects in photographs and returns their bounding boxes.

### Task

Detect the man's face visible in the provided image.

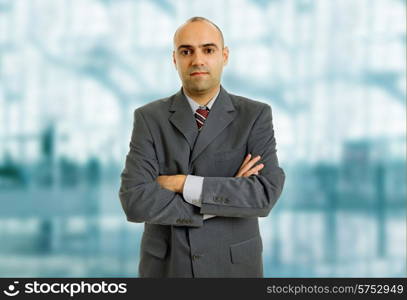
[173,21,229,94]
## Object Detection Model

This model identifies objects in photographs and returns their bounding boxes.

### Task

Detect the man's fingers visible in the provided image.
[242,163,264,177]
[236,155,260,177]
[239,155,261,175]
[241,153,251,167]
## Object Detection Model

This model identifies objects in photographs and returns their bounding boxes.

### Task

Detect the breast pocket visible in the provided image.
[210,145,246,162]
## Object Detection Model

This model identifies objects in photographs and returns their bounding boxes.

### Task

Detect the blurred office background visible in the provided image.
[0,0,405,277]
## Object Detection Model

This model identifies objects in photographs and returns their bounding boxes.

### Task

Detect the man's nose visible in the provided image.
[191,51,205,66]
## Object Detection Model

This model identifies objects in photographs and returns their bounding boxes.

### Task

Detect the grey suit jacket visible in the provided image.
[119,85,285,277]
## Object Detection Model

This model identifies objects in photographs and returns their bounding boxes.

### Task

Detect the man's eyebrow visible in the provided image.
[200,43,219,49]
[177,43,219,51]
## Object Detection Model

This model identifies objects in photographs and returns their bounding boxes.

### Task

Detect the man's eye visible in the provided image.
[181,50,191,55]
[205,48,215,54]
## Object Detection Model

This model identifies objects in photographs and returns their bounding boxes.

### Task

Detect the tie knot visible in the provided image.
[196,106,209,116]
[195,107,210,130]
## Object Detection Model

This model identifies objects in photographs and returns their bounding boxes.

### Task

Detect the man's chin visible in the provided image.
[187,82,213,94]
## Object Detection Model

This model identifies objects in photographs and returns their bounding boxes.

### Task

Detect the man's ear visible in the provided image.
[172,51,177,70]
[223,46,229,66]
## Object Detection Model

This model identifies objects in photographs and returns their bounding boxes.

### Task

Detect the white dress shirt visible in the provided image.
[182,87,220,220]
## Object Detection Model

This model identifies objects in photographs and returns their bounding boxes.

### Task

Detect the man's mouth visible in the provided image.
[190,72,209,76]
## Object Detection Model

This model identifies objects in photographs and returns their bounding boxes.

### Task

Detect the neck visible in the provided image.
[183,85,220,106]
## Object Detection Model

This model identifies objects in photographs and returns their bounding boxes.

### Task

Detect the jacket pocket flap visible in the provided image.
[230,235,262,264]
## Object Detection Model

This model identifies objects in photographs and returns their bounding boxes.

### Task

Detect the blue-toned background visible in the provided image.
[0,0,405,277]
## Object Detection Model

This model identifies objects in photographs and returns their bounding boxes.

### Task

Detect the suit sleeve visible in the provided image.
[119,109,203,227]
[199,104,285,218]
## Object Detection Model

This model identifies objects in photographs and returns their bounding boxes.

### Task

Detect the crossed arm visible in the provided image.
[156,154,265,219]
[156,154,263,193]
[119,105,285,227]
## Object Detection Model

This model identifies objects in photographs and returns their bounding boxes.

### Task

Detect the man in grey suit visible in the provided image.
[119,16,285,277]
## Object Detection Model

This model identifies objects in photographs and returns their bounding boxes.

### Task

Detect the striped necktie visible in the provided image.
[195,107,210,130]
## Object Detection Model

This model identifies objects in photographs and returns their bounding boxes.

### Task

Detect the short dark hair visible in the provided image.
[173,16,225,48]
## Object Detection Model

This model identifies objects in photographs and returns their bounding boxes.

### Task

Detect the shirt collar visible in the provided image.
[183,87,220,113]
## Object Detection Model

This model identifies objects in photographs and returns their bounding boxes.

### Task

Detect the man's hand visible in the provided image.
[235,153,264,177]
[156,174,187,193]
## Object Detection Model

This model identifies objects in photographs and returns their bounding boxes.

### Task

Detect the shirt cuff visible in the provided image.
[183,175,204,207]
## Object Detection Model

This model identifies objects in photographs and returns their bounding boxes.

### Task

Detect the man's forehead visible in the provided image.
[173,21,223,46]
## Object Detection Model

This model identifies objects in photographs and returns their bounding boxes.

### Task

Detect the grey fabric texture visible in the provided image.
[119,85,285,277]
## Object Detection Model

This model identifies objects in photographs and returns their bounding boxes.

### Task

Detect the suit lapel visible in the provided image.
[190,86,236,163]
[168,88,199,150]
[168,85,237,164]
